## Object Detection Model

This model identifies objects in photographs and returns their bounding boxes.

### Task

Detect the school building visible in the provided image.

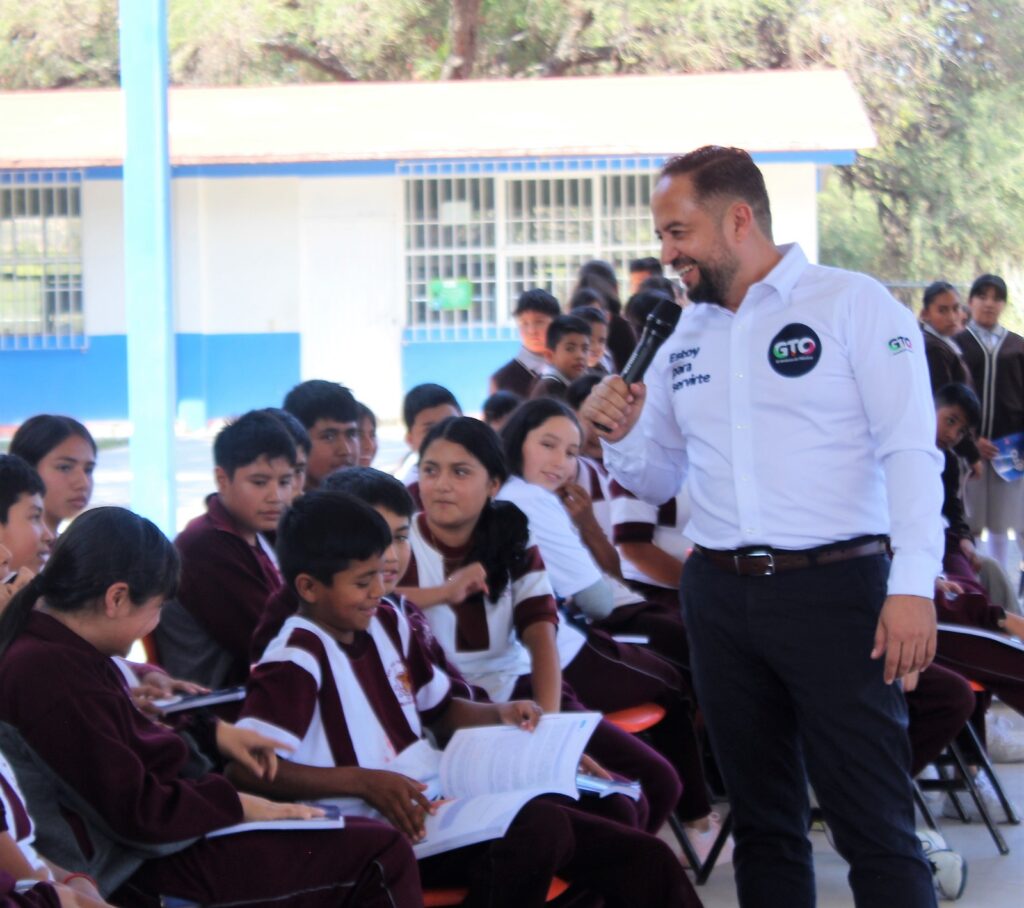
[0,70,874,425]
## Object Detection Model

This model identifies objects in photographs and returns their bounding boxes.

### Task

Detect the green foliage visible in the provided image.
[0,0,1021,284]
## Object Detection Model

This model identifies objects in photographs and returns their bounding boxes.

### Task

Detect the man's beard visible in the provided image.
[673,252,738,308]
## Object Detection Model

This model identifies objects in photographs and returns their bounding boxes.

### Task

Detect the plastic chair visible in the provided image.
[423,877,568,906]
[605,703,732,885]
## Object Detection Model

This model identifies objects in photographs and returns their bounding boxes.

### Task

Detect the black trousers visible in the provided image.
[680,551,935,908]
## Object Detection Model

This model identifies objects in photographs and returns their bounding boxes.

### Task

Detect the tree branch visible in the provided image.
[260,40,357,81]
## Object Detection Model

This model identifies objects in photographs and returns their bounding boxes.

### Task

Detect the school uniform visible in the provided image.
[0,612,419,907]
[605,243,942,905]
[0,751,53,880]
[158,494,284,687]
[528,366,571,401]
[405,512,699,827]
[239,606,694,908]
[490,348,544,398]
[921,323,973,394]
[956,322,1024,536]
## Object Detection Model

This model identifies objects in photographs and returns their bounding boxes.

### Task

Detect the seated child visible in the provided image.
[283,380,361,490]
[9,416,96,541]
[0,457,53,577]
[258,406,311,497]
[394,384,462,505]
[570,306,610,376]
[482,391,522,434]
[490,289,562,398]
[529,315,591,401]
[156,411,296,688]
[0,507,421,907]
[356,402,379,467]
[234,491,694,908]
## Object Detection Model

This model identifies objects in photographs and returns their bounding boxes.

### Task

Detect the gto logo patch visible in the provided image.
[768,324,822,377]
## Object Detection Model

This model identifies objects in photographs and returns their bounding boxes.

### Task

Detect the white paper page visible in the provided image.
[440,712,600,800]
[412,788,548,859]
[206,815,345,839]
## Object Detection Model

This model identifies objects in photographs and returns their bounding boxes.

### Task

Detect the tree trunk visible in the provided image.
[442,0,482,80]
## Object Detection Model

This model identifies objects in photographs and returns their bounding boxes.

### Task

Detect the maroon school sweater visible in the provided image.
[0,612,243,844]
[175,494,283,683]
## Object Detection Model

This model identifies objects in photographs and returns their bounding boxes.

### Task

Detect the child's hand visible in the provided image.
[934,577,963,598]
[352,769,433,842]
[557,482,595,526]
[53,882,112,908]
[978,437,999,460]
[497,700,542,731]
[216,722,292,780]
[578,754,613,780]
[444,562,489,604]
[237,793,326,823]
[0,567,33,616]
[130,673,209,716]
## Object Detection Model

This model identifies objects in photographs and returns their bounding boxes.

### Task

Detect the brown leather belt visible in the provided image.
[694,536,890,577]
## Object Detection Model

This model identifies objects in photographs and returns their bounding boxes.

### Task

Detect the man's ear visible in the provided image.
[102,582,132,618]
[726,200,756,244]
[294,573,323,605]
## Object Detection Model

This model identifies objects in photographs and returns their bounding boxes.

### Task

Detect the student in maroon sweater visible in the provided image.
[0,507,421,907]
[155,411,297,688]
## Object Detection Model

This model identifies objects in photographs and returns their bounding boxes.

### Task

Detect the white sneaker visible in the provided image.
[986,713,1024,763]
[941,772,1018,821]
[917,830,967,901]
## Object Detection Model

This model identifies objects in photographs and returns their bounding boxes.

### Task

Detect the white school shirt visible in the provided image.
[603,243,944,598]
[0,750,49,876]
[610,482,693,589]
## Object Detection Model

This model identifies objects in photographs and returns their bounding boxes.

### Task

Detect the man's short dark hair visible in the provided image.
[630,257,662,275]
[566,373,603,412]
[403,383,461,431]
[935,383,981,432]
[969,273,1008,302]
[283,380,359,430]
[214,411,297,477]
[276,490,392,588]
[0,455,46,525]
[570,306,608,327]
[660,146,773,238]
[322,467,415,519]
[546,314,591,351]
[922,281,957,309]
[514,289,561,319]
[482,390,522,425]
[256,407,311,455]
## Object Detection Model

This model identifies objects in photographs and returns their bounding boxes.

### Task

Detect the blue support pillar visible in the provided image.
[119,0,176,535]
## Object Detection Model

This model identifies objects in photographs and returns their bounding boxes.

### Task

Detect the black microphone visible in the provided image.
[592,297,681,434]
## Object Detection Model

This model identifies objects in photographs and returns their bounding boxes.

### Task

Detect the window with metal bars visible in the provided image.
[403,170,661,328]
[0,171,84,350]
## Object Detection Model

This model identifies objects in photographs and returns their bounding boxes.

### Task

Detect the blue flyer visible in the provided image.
[992,432,1024,482]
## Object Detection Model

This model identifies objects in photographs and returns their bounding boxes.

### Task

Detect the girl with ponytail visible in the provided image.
[401,418,685,833]
[0,507,420,906]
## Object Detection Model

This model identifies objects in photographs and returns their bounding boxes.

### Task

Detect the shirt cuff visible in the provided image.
[886,551,943,599]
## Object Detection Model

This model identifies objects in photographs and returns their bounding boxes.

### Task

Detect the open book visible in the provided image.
[152,685,247,714]
[318,712,601,858]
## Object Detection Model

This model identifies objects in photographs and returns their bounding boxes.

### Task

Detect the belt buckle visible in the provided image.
[735,549,775,576]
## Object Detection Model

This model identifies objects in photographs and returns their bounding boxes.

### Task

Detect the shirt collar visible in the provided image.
[516,347,547,373]
[922,322,964,355]
[971,322,1006,349]
[745,242,807,308]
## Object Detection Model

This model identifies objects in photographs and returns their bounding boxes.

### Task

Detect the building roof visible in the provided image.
[0,70,875,169]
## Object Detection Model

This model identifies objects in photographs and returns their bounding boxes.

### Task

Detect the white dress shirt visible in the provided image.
[603,244,944,598]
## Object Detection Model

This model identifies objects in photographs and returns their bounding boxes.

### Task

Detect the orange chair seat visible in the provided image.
[424,877,568,906]
[604,703,667,735]
[968,679,986,694]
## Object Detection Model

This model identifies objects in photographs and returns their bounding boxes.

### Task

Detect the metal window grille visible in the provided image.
[0,171,85,350]
[403,169,661,329]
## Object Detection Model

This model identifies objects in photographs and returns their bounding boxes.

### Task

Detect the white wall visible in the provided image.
[762,163,818,262]
[298,176,405,421]
[81,180,125,335]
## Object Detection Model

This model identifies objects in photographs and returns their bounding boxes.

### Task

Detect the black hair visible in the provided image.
[214,411,297,477]
[638,275,680,298]
[402,383,461,431]
[482,390,523,426]
[356,402,377,428]
[418,417,526,600]
[500,398,582,478]
[570,305,608,327]
[513,288,561,319]
[546,314,591,351]
[935,382,981,432]
[566,373,603,412]
[276,490,392,588]
[256,407,311,456]
[625,288,675,334]
[10,415,97,467]
[660,145,773,239]
[969,273,1008,302]
[0,507,179,658]
[568,286,607,312]
[630,257,662,275]
[322,467,414,519]
[0,455,46,524]
[922,281,957,309]
[283,380,359,430]
[573,262,621,315]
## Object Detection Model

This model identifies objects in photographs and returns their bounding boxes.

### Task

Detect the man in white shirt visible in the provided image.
[582,146,943,908]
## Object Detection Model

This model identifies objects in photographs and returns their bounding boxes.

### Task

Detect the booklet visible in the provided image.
[991,432,1024,482]
[206,811,346,839]
[152,685,247,714]
[316,712,601,858]
[576,773,642,801]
